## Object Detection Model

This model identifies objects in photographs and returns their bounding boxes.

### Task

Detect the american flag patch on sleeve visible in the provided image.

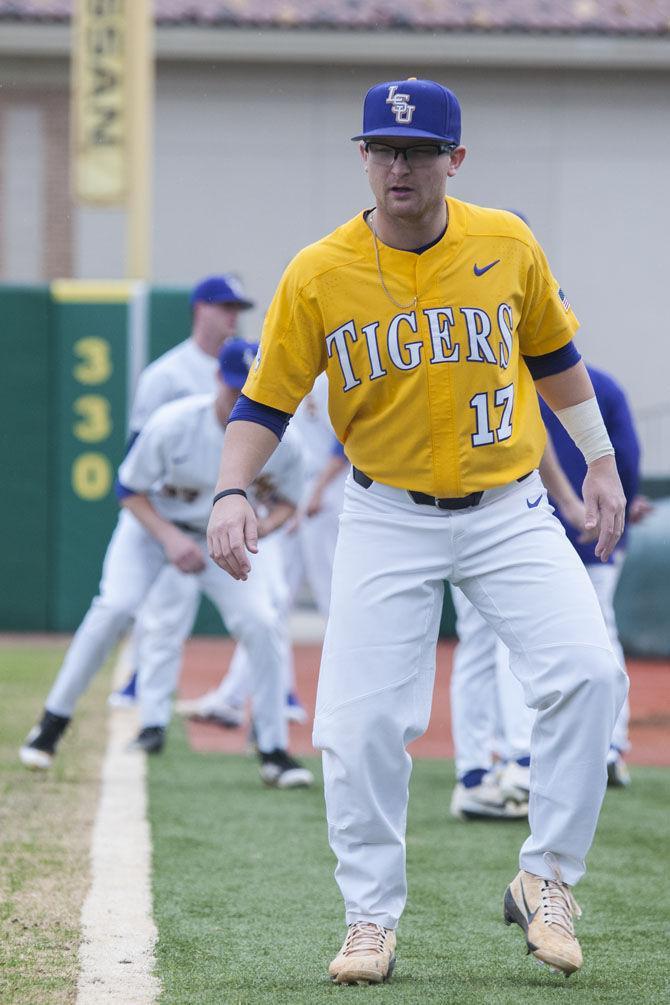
[557,287,570,312]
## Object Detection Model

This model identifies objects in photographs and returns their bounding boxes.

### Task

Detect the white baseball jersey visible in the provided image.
[129,339,219,433]
[292,372,338,480]
[119,393,305,532]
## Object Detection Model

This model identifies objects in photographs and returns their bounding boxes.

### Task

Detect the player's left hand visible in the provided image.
[207,495,258,581]
[582,455,626,562]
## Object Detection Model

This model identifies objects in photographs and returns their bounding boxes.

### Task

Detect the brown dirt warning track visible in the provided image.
[180,639,670,766]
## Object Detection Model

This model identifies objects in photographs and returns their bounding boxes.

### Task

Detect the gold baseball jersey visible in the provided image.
[243,198,579,497]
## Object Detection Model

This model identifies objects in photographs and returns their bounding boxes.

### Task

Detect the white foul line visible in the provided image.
[77,659,161,1004]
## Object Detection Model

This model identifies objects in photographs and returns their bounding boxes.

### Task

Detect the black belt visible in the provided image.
[352,467,532,511]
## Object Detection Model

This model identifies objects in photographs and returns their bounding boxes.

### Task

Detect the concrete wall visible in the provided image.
[1,51,668,472]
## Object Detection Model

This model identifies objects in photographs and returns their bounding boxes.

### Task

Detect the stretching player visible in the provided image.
[449,437,590,820]
[20,340,313,789]
[450,364,648,815]
[176,372,348,726]
[206,79,628,982]
[109,274,254,714]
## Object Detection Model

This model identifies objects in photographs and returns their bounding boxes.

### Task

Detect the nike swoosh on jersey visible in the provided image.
[473,259,501,276]
[526,495,543,509]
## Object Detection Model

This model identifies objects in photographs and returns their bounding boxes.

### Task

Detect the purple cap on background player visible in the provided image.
[218,339,259,390]
[190,274,254,310]
[352,78,461,145]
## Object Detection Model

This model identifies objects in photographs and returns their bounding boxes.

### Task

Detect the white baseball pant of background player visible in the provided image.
[138,530,290,727]
[195,373,347,714]
[312,471,628,927]
[449,584,534,777]
[46,510,288,753]
[451,553,630,769]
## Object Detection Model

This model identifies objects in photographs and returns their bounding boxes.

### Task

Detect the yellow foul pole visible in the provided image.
[125,0,155,280]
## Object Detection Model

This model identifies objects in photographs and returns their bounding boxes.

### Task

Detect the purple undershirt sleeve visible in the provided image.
[115,479,137,500]
[228,394,293,440]
[523,340,581,380]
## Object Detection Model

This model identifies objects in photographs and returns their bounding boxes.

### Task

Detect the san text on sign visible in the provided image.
[72,0,129,205]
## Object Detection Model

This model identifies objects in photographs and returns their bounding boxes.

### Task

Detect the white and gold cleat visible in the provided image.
[504,868,583,976]
[329,922,396,985]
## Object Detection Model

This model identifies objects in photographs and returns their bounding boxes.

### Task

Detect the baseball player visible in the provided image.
[449,437,590,820]
[109,274,255,715]
[176,371,348,727]
[20,340,313,790]
[206,79,628,982]
[450,364,646,815]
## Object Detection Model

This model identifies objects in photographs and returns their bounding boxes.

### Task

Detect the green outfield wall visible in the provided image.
[1,283,669,656]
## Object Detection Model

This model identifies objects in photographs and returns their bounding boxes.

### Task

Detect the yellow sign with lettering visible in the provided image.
[71,0,128,204]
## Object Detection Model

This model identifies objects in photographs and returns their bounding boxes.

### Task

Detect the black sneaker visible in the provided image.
[19,710,71,770]
[130,726,165,754]
[258,748,314,789]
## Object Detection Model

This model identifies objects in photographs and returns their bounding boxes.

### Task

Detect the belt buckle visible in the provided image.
[435,497,449,510]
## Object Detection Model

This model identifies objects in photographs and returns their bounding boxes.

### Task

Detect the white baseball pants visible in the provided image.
[193,531,294,713]
[205,474,346,711]
[283,470,346,618]
[451,554,630,772]
[313,471,628,929]
[46,510,287,753]
[450,586,535,773]
[134,565,200,727]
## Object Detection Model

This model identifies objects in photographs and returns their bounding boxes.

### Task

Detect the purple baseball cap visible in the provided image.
[218,339,259,390]
[190,274,254,310]
[352,78,461,145]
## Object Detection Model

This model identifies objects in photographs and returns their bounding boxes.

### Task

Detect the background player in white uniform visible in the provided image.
[20,340,312,789]
[206,78,629,983]
[450,364,649,816]
[177,371,348,726]
[109,274,255,712]
[449,438,591,819]
[283,372,349,618]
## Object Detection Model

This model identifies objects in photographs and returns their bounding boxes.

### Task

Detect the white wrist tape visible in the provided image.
[554,397,614,465]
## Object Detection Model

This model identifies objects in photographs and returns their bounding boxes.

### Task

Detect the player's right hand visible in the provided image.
[164,528,207,574]
[207,495,258,581]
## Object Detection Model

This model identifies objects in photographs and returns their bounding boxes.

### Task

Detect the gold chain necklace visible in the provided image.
[368,210,418,311]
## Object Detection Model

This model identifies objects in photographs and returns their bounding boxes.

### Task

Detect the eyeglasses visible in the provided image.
[364,142,456,167]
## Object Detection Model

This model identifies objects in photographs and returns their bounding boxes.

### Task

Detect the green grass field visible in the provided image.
[149,721,670,1005]
[2,643,668,1004]
[0,642,110,1005]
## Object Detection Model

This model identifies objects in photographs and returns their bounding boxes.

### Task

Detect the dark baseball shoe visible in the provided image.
[504,869,583,975]
[20,710,70,770]
[329,922,396,984]
[130,726,165,754]
[258,749,313,788]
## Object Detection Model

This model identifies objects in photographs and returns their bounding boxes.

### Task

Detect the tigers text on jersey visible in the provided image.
[243,198,579,497]
[119,393,304,532]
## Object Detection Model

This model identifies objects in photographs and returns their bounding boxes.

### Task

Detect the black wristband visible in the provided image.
[212,488,247,506]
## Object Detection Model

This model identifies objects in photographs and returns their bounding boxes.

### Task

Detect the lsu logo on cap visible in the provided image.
[386,85,415,124]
